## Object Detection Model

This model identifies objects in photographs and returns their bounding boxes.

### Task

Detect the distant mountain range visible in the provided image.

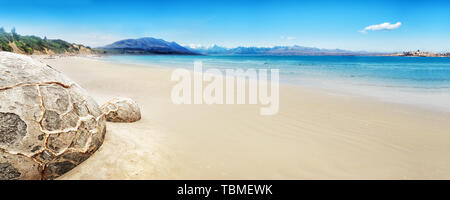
[99,37,198,55]
[0,30,388,56]
[99,37,385,56]
[0,30,428,56]
[184,45,230,54]
[184,44,379,56]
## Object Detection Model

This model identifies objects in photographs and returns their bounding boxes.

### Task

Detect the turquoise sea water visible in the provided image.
[104,55,450,111]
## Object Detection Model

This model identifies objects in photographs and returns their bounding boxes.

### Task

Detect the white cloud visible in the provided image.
[360,22,402,33]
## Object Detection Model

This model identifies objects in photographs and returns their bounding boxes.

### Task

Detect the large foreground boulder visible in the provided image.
[0,52,106,180]
[101,97,141,123]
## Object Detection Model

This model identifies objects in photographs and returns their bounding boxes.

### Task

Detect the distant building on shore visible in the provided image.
[397,50,450,57]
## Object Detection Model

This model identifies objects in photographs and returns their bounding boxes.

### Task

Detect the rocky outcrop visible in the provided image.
[0,52,106,180]
[101,97,141,123]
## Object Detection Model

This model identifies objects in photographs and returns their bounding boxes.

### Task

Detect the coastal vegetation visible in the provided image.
[0,27,93,55]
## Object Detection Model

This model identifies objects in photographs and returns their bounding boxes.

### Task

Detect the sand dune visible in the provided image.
[37,56,450,180]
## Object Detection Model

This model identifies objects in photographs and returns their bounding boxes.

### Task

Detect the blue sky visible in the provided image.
[0,0,449,52]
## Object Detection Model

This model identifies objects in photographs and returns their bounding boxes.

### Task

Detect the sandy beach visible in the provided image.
[35,56,450,180]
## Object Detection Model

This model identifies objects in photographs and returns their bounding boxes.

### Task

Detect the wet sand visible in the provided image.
[38,56,450,180]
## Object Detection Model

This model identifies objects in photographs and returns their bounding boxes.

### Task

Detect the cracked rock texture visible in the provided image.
[101,97,141,123]
[0,52,106,180]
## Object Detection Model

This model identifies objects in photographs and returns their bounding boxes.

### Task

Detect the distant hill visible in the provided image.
[100,37,199,55]
[185,44,380,56]
[0,27,94,55]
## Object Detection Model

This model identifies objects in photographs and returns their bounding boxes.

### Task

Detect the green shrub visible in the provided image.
[0,27,89,54]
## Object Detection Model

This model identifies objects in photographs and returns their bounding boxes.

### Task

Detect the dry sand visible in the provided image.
[37,56,450,180]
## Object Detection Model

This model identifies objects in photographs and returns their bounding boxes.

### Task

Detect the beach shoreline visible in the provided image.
[36,55,450,180]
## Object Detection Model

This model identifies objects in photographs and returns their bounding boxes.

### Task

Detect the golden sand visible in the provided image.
[37,56,450,180]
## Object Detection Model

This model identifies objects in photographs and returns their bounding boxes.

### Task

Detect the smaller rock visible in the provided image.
[101,97,141,123]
